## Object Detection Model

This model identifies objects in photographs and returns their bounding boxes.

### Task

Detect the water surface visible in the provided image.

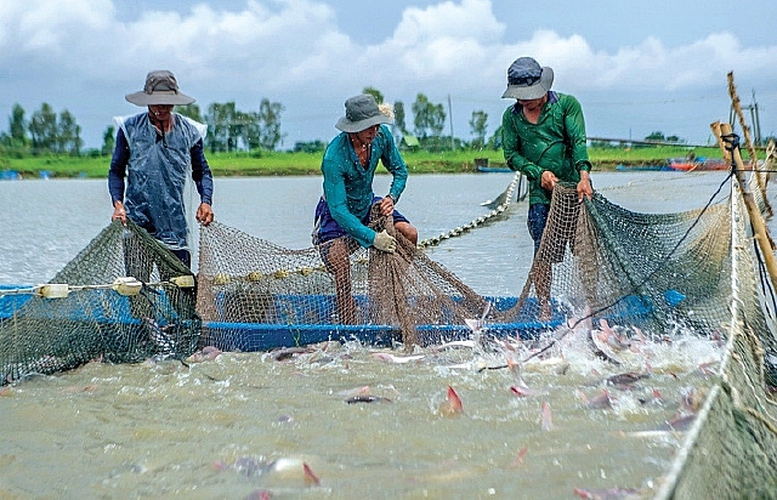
[0,171,752,498]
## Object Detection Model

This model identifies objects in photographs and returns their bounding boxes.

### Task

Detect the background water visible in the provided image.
[0,171,736,290]
[0,171,755,498]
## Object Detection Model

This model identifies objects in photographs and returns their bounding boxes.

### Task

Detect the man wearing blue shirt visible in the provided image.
[314,94,418,324]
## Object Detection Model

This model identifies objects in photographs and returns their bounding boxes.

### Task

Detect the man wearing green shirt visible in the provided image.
[314,94,418,324]
[501,57,593,319]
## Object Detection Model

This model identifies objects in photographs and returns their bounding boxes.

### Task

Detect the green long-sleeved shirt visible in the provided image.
[320,124,408,247]
[501,91,592,205]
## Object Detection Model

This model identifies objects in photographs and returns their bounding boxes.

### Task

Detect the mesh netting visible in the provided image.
[511,181,734,339]
[0,220,200,384]
[194,173,777,497]
[655,176,777,498]
[196,208,492,352]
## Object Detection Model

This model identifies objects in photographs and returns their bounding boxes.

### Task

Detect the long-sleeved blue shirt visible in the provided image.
[108,112,213,249]
[320,124,408,248]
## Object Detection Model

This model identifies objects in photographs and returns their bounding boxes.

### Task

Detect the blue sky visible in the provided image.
[1,0,775,149]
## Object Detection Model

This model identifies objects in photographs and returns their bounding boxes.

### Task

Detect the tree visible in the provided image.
[176,104,204,123]
[411,93,445,139]
[394,101,407,135]
[102,125,116,156]
[29,103,58,154]
[645,131,665,142]
[9,104,28,150]
[487,125,503,150]
[255,98,285,150]
[293,140,327,153]
[205,102,237,153]
[362,87,384,104]
[469,110,488,149]
[57,110,82,155]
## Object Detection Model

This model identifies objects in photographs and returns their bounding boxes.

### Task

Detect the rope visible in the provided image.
[418,172,523,249]
[0,276,192,298]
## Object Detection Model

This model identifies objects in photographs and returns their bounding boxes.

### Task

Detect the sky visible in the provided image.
[1,0,776,150]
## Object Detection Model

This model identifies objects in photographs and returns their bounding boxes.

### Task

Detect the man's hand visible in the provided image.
[540,170,558,191]
[379,195,395,216]
[112,201,127,225]
[373,230,397,253]
[196,202,214,226]
[577,170,593,201]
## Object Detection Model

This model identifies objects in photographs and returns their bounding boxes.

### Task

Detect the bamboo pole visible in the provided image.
[711,121,777,287]
[710,121,731,164]
[727,72,771,215]
[765,139,776,189]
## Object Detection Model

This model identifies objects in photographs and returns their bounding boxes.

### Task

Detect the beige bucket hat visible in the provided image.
[125,70,196,106]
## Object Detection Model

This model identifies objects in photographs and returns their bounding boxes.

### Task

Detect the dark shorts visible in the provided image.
[313,196,410,245]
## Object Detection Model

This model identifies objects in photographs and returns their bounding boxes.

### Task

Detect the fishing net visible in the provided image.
[511,181,734,339]
[655,175,777,498]
[0,220,200,385]
[196,207,492,352]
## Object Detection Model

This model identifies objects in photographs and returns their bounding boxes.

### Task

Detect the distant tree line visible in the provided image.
[0,89,499,157]
[0,103,84,157]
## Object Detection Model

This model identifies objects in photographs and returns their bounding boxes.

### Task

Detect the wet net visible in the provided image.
[0,220,200,385]
[514,181,735,340]
[193,169,777,496]
[196,208,492,352]
[655,174,777,498]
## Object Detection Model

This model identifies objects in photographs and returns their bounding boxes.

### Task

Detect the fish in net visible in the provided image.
[0,220,200,385]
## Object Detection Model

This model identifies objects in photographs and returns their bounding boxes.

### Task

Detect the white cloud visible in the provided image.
[0,0,775,146]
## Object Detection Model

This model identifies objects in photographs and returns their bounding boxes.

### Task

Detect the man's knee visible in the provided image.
[396,222,418,245]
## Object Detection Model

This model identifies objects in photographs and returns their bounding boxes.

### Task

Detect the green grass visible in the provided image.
[0,145,729,179]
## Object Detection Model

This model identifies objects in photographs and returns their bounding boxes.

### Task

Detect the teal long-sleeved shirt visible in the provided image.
[320,124,408,248]
[501,91,592,206]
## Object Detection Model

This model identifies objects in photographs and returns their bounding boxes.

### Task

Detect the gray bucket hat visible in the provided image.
[335,94,393,133]
[501,57,554,100]
[125,70,196,106]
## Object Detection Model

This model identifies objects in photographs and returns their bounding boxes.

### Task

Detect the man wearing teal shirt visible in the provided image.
[314,94,418,324]
[501,57,593,319]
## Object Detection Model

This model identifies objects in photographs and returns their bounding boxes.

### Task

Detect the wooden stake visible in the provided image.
[711,122,777,288]
[727,72,771,215]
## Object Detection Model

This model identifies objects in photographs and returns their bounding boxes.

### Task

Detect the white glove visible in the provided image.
[373,230,397,254]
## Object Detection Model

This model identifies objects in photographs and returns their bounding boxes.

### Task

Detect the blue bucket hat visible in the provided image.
[501,57,554,100]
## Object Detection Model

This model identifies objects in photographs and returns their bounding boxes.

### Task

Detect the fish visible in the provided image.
[435,340,476,351]
[509,446,528,468]
[510,385,546,398]
[230,456,278,478]
[540,401,553,431]
[372,352,425,364]
[662,414,696,431]
[463,302,492,335]
[606,372,649,389]
[578,389,614,409]
[185,345,222,363]
[439,386,464,416]
[273,347,312,361]
[345,395,392,404]
[303,462,321,486]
